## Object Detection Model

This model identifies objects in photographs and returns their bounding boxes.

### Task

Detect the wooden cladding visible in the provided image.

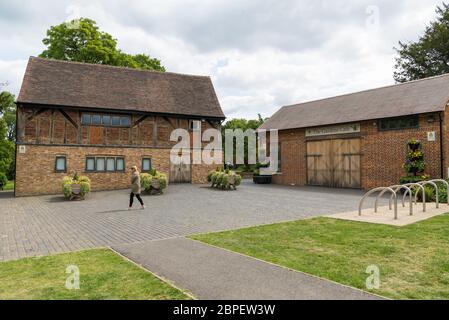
[17,106,220,148]
[306,138,361,188]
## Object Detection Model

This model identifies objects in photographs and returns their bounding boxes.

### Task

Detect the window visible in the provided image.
[142,158,152,172]
[111,116,121,126]
[116,158,125,171]
[81,114,91,125]
[102,115,111,125]
[189,120,201,131]
[91,114,102,125]
[106,158,115,171]
[81,113,131,127]
[120,116,131,126]
[86,157,95,171]
[86,156,125,172]
[55,156,67,172]
[96,158,105,171]
[379,116,419,131]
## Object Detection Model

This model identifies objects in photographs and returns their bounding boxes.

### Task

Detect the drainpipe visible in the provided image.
[439,112,445,179]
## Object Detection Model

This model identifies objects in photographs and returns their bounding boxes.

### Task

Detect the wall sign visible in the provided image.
[18,145,26,154]
[305,123,361,137]
[427,131,436,142]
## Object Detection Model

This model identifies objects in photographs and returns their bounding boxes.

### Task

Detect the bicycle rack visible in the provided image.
[374,185,413,215]
[402,183,426,212]
[359,187,398,220]
[428,179,449,205]
[417,181,439,209]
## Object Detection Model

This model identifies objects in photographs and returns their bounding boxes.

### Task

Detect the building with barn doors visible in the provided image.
[15,57,225,196]
[260,74,449,190]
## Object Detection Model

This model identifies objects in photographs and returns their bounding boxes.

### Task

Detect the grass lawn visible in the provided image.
[0,249,190,300]
[191,215,449,300]
[3,180,14,191]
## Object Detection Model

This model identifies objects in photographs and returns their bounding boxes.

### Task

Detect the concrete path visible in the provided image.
[113,237,382,300]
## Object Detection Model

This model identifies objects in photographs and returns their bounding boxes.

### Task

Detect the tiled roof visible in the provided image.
[261,74,449,130]
[18,57,225,119]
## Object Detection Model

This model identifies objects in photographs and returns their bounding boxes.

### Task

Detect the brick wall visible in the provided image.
[272,129,307,186]
[15,145,221,196]
[272,113,444,189]
[361,113,442,189]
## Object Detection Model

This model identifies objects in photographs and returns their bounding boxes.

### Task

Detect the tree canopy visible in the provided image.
[222,115,267,167]
[0,91,15,179]
[39,18,165,72]
[394,3,449,82]
[0,91,16,141]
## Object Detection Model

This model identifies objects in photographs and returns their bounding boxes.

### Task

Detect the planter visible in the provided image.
[253,175,272,184]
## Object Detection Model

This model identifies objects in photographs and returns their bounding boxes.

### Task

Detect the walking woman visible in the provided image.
[129,166,145,210]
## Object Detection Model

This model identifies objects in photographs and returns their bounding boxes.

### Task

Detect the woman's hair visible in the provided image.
[131,166,139,174]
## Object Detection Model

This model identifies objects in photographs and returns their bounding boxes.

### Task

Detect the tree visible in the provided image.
[39,18,165,72]
[0,91,16,141]
[0,91,16,180]
[222,114,267,168]
[394,3,449,82]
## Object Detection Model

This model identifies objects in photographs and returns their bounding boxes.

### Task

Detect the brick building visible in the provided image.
[15,57,225,196]
[260,74,449,190]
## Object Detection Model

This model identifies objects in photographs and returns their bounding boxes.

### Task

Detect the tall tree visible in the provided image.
[222,114,267,167]
[0,91,16,141]
[394,3,449,83]
[0,91,15,179]
[40,18,165,72]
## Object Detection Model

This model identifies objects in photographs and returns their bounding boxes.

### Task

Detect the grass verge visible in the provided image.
[191,215,449,300]
[0,248,190,300]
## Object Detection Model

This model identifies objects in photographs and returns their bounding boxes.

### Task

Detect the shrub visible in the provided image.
[207,169,242,190]
[61,172,91,199]
[140,170,167,194]
[0,172,8,190]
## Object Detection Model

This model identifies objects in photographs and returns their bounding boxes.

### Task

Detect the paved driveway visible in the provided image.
[0,181,365,261]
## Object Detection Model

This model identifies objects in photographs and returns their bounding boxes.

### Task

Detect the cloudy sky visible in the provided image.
[0,0,444,119]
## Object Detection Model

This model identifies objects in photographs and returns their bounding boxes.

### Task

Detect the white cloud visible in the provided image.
[0,0,444,119]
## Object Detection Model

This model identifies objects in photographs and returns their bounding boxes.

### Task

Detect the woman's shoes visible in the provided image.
[141,205,146,210]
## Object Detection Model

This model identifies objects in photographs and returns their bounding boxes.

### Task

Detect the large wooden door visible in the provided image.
[306,140,332,186]
[170,153,191,183]
[306,138,360,188]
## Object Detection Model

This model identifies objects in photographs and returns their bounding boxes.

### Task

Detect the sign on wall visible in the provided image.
[305,123,361,137]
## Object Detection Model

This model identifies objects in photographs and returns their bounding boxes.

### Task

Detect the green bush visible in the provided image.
[207,169,242,190]
[414,180,449,203]
[140,170,167,194]
[61,173,91,199]
[0,172,9,189]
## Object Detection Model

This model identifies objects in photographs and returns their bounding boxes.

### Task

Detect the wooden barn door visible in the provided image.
[306,140,333,186]
[306,138,360,188]
[170,152,191,183]
[333,138,361,188]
